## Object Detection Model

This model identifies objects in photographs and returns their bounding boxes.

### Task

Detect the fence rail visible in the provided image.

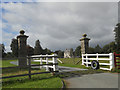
[82,53,114,71]
[1,54,59,79]
[114,52,120,69]
[31,54,59,71]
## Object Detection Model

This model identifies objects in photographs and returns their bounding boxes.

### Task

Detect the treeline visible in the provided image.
[0,40,52,59]
[0,41,118,59]
[0,23,119,58]
[54,41,118,58]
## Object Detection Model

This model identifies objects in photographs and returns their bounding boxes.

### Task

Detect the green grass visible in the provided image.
[59,58,114,71]
[1,59,48,68]
[2,60,17,67]
[2,59,63,88]
[59,58,107,68]
[1,57,119,88]
[2,73,62,88]
[59,58,120,73]
[59,58,87,68]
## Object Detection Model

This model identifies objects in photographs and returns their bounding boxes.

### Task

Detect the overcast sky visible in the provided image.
[1,2,118,52]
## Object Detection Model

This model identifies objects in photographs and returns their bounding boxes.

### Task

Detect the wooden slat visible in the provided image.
[99,63,110,65]
[100,67,111,71]
[33,60,53,63]
[115,54,120,56]
[0,66,20,69]
[0,71,59,79]
[0,63,58,70]
[83,54,110,56]
[82,58,110,61]
[116,58,120,60]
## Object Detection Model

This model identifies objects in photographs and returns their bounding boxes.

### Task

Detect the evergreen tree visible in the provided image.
[102,42,116,53]
[94,44,102,53]
[5,52,14,58]
[74,46,81,57]
[114,23,120,53]
[10,38,18,57]
[89,47,95,54]
[70,48,73,57]
[34,40,43,55]
[0,44,6,58]
[43,48,51,55]
[27,45,34,56]
[58,50,63,58]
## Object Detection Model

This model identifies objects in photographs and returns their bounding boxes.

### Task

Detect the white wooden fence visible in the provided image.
[82,53,115,71]
[30,54,59,71]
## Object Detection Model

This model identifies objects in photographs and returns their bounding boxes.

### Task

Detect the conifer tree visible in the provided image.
[10,38,18,57]
[114,23,120,53]
[34,40,43,55]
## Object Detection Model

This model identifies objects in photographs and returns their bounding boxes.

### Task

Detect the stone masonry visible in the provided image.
[17,30,29,68]
[80,34,90,54]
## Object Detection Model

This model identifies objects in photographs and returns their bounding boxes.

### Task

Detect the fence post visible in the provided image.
[46,54,49,71]
[96,53,98,62]
[53,55,55,71]
[110,53,114,70]
[86,54,88,67]
[40,55,42,69]
[82,54,84,65]
[28,57,31,79]
[27,57,28,65]
[114,52,117,67]
[52,54,58,71]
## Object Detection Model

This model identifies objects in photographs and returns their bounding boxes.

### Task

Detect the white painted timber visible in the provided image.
[30,54,58,71]
[82,53,115,71]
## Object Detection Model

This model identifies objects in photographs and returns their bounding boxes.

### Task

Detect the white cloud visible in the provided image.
[2,2,118,52]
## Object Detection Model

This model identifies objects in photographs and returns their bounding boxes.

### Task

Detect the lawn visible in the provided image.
[58,57,120,73]
[2,73,62,88]
[2,60,17,67]
[1,57,119,88]
[1,59,63,88]
[58,58,110,69]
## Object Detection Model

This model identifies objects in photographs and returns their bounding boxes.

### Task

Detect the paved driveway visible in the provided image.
[65,73,118,88]
[10,61,118,88]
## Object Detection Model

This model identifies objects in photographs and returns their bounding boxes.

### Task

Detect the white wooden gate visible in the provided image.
[30,54,59,71]
[82,53,114,71]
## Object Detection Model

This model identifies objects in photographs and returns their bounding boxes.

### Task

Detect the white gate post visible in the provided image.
[40,55,42,69]
[46,54,49,71]
[52,54,58,71]
[96,53,98,62]
[82,54,84,65]
[86,54,88,67]
[110,53,114,70]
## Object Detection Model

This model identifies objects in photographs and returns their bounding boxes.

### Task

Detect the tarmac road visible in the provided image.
[10,61,119,88]
[65,73,118,88]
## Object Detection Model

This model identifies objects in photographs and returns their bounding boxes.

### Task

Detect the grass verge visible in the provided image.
[2,60,63,88]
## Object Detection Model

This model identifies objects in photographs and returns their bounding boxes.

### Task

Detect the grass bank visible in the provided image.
[2,72,62,88]
[58,58,120,73]
[1,59,63,88]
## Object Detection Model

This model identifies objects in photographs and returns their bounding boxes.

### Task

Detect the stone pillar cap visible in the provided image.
[80,33,90,41]
[17,30,29,39]
[20,30,25,35]
[82,33,87,37]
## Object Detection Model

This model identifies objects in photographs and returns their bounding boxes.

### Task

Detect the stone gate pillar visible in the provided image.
[80,34,90,54]
[17,30,29,68]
